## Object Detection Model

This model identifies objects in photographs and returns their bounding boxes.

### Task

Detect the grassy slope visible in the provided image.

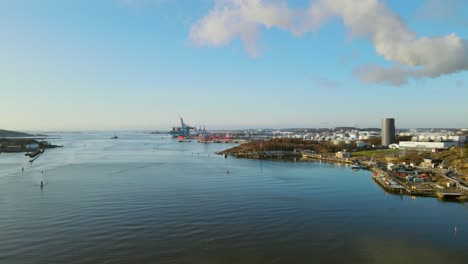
[432,144,468,174]
[351,149,398,158]
[220,138,346,155]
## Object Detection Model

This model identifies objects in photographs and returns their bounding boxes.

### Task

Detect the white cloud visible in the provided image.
[308,0,468,85]
[190,0,468,85]
[189,0,295,57]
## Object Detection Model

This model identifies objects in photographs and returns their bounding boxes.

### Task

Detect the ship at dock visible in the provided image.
[170,118,196,138]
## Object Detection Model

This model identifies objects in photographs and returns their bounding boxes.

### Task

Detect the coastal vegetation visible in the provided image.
[352,149,398,158]
[221,137,407,158]
[432,144,468,174]
[219,138,346,157]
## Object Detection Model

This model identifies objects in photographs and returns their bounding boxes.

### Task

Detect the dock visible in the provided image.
[372,175,405,193]
[406,187,435,196]
[436,192,463,199]
[368,166,468,200]
[29,149,44,163]
[298,151,356,165]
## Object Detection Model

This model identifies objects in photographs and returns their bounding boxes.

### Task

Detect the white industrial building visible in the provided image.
[399,141,459,151]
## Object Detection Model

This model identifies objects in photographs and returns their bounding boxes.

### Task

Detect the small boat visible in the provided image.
[110,135,118,139]
[351,164,363,170]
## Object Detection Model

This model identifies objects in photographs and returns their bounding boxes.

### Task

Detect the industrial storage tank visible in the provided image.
[381,118,396,147]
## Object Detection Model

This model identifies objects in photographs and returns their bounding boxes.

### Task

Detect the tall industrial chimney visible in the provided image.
[381,118,395,147]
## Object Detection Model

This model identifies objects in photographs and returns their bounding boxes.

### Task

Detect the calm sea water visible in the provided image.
[0,132,467,264]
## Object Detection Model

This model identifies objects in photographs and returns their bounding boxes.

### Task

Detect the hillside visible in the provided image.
[433,144,468,175]
[0,129,33,137]
[219,138,346,156]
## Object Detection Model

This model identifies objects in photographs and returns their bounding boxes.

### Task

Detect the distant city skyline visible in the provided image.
[1,0,467,130]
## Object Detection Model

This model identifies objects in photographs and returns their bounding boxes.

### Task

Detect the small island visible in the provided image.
[0,129,61,153]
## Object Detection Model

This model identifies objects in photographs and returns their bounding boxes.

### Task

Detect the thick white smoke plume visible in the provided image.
[190,0,468,85]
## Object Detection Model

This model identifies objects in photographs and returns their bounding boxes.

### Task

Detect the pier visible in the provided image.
[372,174,406,193]
[28,149,44,163]
[298,150,356,165]
[436,192,463,199]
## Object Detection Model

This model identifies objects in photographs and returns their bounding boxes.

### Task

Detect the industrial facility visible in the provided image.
[398,141,460,152]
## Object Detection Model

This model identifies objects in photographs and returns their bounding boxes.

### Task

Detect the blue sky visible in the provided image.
[1,0,467,130]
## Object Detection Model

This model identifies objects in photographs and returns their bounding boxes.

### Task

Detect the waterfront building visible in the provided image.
[335,150,351,159]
